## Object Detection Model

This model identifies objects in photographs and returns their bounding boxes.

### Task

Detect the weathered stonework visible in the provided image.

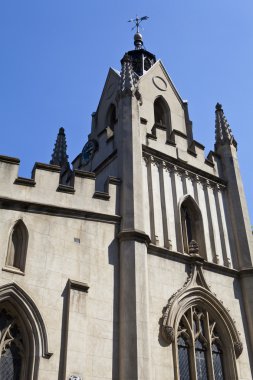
[0,34,253,379]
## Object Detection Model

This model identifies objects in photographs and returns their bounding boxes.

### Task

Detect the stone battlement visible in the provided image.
[0,155,121,219]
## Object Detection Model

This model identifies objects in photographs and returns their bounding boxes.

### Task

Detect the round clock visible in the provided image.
[81,139,98,166]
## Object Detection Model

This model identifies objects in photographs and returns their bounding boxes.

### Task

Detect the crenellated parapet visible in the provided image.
[0,155,121,219]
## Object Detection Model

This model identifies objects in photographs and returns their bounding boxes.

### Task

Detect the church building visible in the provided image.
[0,22,253,380]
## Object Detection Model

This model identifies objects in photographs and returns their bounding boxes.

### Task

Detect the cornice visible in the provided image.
[143,145,227,188]
[148,244,239,278]
[68,279,89,293]
[118,229,151,246]
[0,155,20,165]
[0,197,121,224]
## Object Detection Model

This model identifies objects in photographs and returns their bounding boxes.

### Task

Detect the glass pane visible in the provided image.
[212,344,224,380]
[178,337,190,380]
[195,339,208,380]
[0,311,23,380]
[0,344,22,380]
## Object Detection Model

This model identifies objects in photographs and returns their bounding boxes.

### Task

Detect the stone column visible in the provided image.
[117,83,152,379]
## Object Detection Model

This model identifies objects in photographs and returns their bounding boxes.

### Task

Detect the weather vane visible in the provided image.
[128,15,149,33]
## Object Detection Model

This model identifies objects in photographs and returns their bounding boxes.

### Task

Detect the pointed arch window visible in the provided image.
[154,97,172,139]
[6,220,28,273]
[106,104,117,138]
[180,196,206,258]
[177,307,225,380]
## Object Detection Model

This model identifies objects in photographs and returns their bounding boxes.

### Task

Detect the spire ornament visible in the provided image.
[215,103,237,149]
[50,127,70,170]
[128,15,149,49]
[120,54,138,95]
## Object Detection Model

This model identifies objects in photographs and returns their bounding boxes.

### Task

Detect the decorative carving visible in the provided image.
[161,325,175,344]
[234,341,243,358]
[152,76,167,91]
[142,153,226,190]
[160,263,243,360]
[0,322,14,357]
[189,240,199,256]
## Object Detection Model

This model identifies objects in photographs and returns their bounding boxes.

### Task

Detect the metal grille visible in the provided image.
[178,337,190,380]
[0,345,21,380]
[212,344,224,380]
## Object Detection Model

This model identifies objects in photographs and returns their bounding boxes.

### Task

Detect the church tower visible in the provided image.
[0,21,253,380]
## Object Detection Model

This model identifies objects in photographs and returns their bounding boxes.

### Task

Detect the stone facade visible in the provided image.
[0,34,253,379]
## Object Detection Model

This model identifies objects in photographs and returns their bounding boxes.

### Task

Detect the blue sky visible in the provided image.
[0,1,252,223]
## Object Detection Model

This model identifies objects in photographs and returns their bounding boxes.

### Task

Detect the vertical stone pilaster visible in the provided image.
[163,165,176,251]
[150,157,164,246]
[170,166,184,252]
[117,88,152,379]
[195,178,213,261]
[59,280,89,380]
[214,185,232,267]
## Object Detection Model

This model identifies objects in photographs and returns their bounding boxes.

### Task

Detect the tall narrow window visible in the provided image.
[154,97,172,139]
[106,104,117,135]
[6,220,28,272]
[180,195,206,258]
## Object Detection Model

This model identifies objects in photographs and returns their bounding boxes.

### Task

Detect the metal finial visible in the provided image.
[128,15,149,33]
[128,15,149,49]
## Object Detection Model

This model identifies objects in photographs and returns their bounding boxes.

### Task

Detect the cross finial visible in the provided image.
[128,15,149,33]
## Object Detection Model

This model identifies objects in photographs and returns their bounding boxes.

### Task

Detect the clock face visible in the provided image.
[81,139,98,166]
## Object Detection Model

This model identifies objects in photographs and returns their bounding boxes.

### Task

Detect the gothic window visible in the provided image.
[6,220,28,272]
[154,97,172,138]
[177,307,225,380]
[0,309,25,379]
[180,196,206,258]
[106,104,117,136]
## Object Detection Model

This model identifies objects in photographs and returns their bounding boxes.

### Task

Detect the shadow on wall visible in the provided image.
[108,236,120,380]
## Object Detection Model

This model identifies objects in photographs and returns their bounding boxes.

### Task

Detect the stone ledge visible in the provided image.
[93,191,110,200]
[68,279,89,293]
[0,196,121,224]
[148,244,239,277]
[57,184,75,194]
[2,266,25,276]
[0,155,20,164]
[14,177,36,187]
[118,229,151,246]
[32,162,61,174]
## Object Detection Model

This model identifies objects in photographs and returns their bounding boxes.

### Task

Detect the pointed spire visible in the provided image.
[50,127,70,169]
[215,103,237,149]
[120,54,138,95]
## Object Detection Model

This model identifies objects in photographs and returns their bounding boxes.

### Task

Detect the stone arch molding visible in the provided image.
[160,262,243,359]
[0,282,52,370]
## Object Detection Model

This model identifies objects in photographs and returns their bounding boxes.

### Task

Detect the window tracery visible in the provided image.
[161,263,242,380]
[177,307,225,380]
[0,309,24,379]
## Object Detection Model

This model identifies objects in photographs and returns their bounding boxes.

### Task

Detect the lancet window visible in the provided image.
[6,220,28,272]
[154,97,172,137]
[180,196,206,258]
[106,104,117,138]
[177,307,224,380]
